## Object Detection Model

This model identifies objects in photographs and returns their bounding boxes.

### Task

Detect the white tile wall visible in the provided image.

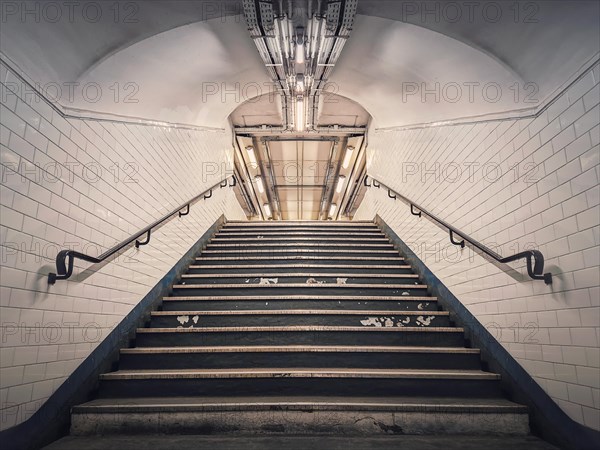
[356,62,600,430]
[0,60,245,430]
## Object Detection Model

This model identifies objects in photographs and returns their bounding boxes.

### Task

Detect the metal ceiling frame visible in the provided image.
[261,138,283,220]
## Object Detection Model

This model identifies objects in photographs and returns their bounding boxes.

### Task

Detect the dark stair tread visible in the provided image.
[163,295,436,301]
[99,368,499,380]
[121,345,477,354]
[188,264,412,270]
[136,326,461,333]
[206,243,395,247]
[73,395,524,413]
[210,237,391,241]
[172,283,427,289]
[180,273,418,278]
[195,256,405,261]
[150,310,448,316]
[200,249,400,254]
[224,221,376,225]
[216,233,385,237]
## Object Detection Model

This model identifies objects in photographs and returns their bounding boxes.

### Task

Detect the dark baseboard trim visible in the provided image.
[1,215,226,450]
[375,215,599,450]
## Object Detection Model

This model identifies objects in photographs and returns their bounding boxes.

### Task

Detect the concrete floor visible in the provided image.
[45,434,560,450]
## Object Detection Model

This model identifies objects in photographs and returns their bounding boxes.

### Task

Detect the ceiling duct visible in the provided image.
[242,0,358,133]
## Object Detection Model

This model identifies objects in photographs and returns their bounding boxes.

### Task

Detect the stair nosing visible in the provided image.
[180,273,419,278]
[121,345,477,354]
[201,249,400,254]
[162,295,437,301]
[206,243,395,248]
[172,283,427,289]
[150,310,447,316]
[195,256,405,261]
[99,368,497,381]
[223,221,376,225]
[136,326,463,333]
[210,237,390,241]
[72,401,525,414]
[188,264,413,270]
[217,233,384,237]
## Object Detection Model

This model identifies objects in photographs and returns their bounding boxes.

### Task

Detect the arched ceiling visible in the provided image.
[1,0,598,129]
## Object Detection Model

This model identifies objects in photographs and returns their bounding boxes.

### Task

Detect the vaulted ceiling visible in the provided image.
[2,0,598,128]
[2,0,598,219]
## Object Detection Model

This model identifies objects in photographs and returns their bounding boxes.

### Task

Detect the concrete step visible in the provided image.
[47,435,557,450]
[200,249,400,257]
[118,345,480,370]
[186,264,414,274]
[148,310,451,328]
[216,231,384,238]
[160,296,438,312]
[179,273,420,285]
[69,396,530,437]
[199,250,400,259]
[134,326,464,347]
[193,256,405,266]
[96,369,501,398]
[170,283,428,297]
[210,237,391,243]
[224,220,376,226]
[219,223,381,233]
[206,242,396,250]
[222,223,379,229]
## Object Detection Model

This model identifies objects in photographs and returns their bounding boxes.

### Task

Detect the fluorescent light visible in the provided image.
[263,203,272,218]
[342,146,354,169]
[246,146,257,166]
[254,175,264,193]
[329,203,337,217]
[296,97,304,132]
[336,175,346,193]
[295,42,305,64]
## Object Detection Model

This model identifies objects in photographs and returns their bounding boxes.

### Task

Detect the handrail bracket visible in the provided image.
[450,230,465,248]
[179,204,190,217]
[135,230,151,248]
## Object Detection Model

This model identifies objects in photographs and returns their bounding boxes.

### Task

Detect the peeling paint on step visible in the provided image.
[259,278,278,285]
[416,315,436,326]
[360,316,410,327]
[360,317,383,327]
[401,291,410,296]
[306,278,324,284]
[336,277,348,285]
[177,315,190,325]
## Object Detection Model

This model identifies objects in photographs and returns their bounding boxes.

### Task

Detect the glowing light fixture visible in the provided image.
[246,146,257,166]
[263,203,272,218]
[342,146,354,169]
[254,175,264,193]
[296,97,305,132]
[336,175,346,193]
[329,203,337,217]
[295,42,305,64]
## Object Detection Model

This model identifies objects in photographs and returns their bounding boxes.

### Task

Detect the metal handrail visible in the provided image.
[48,175,237,284]
[364,175,552,284]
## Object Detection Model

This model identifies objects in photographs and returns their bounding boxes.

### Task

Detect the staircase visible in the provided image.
[70,220,529,436]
